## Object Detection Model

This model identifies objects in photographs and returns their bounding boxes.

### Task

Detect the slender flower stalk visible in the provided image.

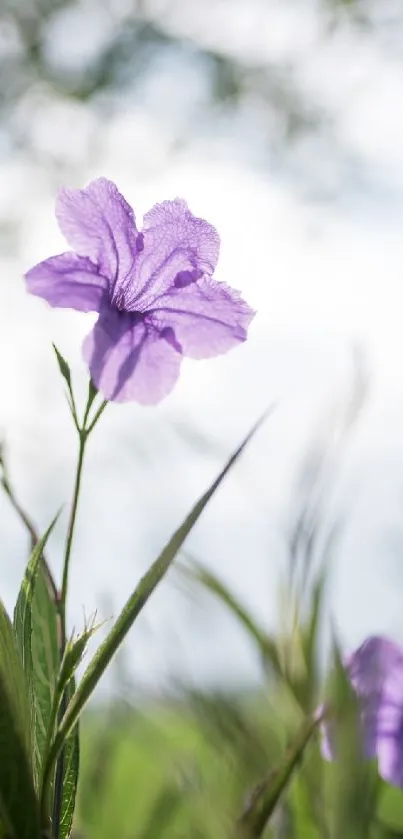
[52,429,86,839]
[60,385,106,616]
[52,386,107,838]
[60,432,86,615]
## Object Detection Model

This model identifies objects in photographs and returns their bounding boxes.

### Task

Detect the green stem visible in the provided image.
[51,390,107,836]
[234,712,323,839]
[60,431,87,611]
[86,399,108,435]
[51,430,87,839]
[60,392,107,612]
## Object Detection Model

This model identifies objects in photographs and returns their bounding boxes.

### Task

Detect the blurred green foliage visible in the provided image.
[73,618,403,839]
[74,670,403,838]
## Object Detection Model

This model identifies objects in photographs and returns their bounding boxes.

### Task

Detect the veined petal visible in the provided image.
[128,199,220,310]
[56,178,140,285]
[149,277,255,359]
[82,307,182,404]
[25,252,108,312]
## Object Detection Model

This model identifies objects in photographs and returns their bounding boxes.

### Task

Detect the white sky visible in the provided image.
[1,1,403,696]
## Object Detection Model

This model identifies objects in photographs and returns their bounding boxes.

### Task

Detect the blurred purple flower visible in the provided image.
[25,178,255,404]
[322,636,403,788]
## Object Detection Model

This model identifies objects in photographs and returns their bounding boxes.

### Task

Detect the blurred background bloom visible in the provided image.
[322,636,403,788]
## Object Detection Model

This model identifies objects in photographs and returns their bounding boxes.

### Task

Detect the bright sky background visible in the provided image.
[1,0,403,697]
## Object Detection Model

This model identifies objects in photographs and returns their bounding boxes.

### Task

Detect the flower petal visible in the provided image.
[348,637,403,787]
[82,307,182,404]
[127,199,220,310]
[25,253,108,312]
[149,277,255,358]
[321,636,403,788]
[56,178,140,284]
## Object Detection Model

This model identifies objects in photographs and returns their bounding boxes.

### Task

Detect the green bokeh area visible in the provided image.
[75,696,403,839]
[76,698,288,839]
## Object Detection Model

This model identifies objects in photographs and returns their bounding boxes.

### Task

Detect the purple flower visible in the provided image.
[322,636,403,788]
[25,178,255,404]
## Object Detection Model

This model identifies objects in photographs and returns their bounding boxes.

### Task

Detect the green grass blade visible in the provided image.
[234,712,321,839]
[42,412,269,807]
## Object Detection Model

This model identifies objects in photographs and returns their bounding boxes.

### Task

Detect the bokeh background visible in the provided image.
[2,0,403,690]
[2,3,403,833]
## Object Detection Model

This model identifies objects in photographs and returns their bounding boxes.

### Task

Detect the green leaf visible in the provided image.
[0,600,40,839]
[234,712,321,838]
[52,345,72,392]
[14,518,59,677]
[57,621,100,701]
[58,679,79,839]
[13,518,59,786]
[52,345,78,425]
[86,379,98,414]
[30,561,60,787]
[41,412,270,806]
